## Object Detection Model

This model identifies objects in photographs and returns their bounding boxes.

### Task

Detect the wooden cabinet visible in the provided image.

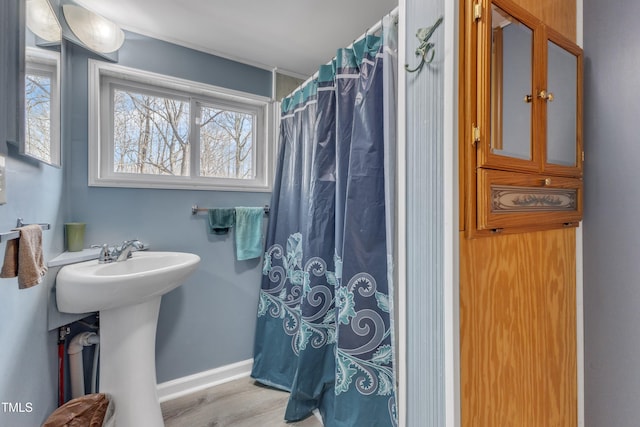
[460,3,578,426]
[467,0,583,235]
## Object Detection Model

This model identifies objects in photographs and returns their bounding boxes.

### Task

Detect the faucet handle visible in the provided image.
[120,239,146,250]
[90,243,108,251]
[91,244,114,263]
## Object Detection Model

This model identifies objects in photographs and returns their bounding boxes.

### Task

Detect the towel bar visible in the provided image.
[0,219,51,243]
[191,204,270,215]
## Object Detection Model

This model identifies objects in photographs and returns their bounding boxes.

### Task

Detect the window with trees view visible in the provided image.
[88,60,273,191]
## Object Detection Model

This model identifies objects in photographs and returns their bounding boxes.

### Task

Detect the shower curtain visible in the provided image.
[251,15,397,427]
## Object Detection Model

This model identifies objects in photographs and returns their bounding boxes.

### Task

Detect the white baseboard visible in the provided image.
[157,359,253,403]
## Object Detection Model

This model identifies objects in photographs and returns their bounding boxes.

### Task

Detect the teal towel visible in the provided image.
[235,207,264,260]
[208,208,236,235]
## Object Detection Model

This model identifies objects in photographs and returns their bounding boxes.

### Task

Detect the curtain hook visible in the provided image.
[405,15,444,74]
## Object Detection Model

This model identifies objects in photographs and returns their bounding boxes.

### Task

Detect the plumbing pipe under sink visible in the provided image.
[68,332,100,399]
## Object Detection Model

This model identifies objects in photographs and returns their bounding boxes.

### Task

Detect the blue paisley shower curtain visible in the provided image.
[251,15,397,427]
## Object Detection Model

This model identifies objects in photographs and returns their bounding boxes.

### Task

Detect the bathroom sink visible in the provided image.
[56,251,200,313]
[56,250,200,427]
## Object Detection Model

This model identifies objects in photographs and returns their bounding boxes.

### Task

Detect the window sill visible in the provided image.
[88,176,272,193]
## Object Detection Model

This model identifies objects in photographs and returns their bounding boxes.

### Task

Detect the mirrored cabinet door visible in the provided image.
[477,0,540,173]
[477,0,583,178]
[490,4,532,161]
[543,30,583,177]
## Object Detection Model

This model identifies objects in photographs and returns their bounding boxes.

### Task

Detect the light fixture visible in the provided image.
[62,4,125,54]
[26,0,62,43]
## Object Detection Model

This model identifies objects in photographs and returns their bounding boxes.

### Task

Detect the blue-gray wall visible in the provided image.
[583,1,640,425]
[0,149,65,425]
[65,34,273,383]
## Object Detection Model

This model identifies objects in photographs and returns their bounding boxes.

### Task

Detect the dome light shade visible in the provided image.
[62,4,125,54]
[26,0,62,43]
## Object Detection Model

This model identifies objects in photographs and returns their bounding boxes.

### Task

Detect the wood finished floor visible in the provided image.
[161,377,323,427]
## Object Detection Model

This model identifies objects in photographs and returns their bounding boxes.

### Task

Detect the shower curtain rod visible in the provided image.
[288,6,400,96]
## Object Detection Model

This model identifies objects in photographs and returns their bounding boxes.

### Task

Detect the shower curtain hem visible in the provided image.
[250,376,292,393]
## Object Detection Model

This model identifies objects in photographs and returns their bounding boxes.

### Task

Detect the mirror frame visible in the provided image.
[0,0,26,155]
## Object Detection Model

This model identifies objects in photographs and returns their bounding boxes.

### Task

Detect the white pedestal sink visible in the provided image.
[56,251,200,427]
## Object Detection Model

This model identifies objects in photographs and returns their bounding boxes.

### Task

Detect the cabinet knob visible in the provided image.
[523,94,533,103]
[544,177,552,186]
[538,90,554,102]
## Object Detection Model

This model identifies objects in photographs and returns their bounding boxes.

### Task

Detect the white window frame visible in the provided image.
[88,59,275,191]
[25,46,61,167]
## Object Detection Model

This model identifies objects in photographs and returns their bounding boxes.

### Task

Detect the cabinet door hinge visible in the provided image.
[472,125,481,145]
[473,2,483,21]
[582,151,585,162]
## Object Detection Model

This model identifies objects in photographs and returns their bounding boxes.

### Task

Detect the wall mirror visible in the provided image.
[490,3,533,161]
[24,0,62,167]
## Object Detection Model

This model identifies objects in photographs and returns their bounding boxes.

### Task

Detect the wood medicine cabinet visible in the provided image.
[467,0,583,234]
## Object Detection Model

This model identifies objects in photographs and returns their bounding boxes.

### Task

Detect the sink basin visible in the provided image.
[56,251,200,313]
[56,250,200,427]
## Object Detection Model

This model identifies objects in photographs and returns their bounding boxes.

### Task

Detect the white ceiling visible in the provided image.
[74,0,398,78]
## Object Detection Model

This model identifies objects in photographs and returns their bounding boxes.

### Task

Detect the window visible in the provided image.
[88,60,274,191]
[25,47,60,166]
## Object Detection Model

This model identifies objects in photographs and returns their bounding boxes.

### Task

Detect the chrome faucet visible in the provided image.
[115,240,145,261]
[92,240,146,264]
